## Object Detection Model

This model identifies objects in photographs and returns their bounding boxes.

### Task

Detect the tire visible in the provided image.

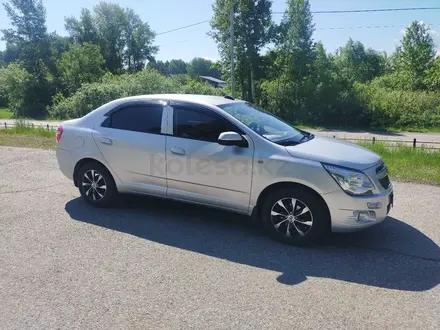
[260,188,329,245]
[77,162,117,208]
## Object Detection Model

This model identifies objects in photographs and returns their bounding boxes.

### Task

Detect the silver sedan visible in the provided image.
[56,94,393,245]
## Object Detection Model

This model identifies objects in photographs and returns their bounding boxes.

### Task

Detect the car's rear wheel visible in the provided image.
[260,188,329,245]
[77,162,117,207]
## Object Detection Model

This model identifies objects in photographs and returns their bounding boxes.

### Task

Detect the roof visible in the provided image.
[199,76,227,84]
[110,94,242,107]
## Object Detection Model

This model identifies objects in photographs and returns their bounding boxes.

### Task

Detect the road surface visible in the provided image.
[0,146,439,329]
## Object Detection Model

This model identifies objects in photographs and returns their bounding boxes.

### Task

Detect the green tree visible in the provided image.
[0,51,4,68]
[1,43,20,64]
[1,0,53,116]
[274,0,315,118]
[93,2,126,73]
[334,39,386,85]
[395,21,436,90]
[168,59,187,75]
[1,0,50,76]
[147,60,170,75]
[65,2,157,73]
[123,8,157,72]
[210,0,274,101]
[65,8,99,44]
[49,34,71,59]
[57,43,105,94]
[424,57,440,91]
[0,63,38,117]
[281,0,315,83]
[187,57,218,78]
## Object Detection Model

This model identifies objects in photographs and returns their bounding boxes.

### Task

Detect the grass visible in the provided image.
[0,135,55,149]
[358,142,440,184]
[0,119,55,149]
[297,124,440,133]
[0,119,55,138]
[0,107,13,119]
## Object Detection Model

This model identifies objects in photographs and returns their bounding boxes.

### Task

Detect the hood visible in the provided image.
[285,136,381,170]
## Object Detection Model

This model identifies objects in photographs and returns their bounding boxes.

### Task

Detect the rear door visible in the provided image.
[93,101,168,196]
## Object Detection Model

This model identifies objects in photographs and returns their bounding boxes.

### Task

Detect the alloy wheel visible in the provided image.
[82,169,107,201]
[270,198,313,237]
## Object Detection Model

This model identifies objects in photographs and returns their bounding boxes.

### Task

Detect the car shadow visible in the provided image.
[65,195,440,291]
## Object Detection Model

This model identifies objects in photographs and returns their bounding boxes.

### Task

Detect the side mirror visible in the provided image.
[218,131,248,148]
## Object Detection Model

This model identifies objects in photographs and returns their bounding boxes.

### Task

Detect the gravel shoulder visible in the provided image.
[0,146,439,329]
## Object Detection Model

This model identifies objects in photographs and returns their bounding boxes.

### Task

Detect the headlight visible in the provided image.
[322,164,375,195]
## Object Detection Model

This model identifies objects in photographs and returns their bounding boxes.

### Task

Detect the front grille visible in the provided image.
[376,163,391,189]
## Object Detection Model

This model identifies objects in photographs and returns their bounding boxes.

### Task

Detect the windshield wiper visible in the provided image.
[277,140,299,146]
[299,132,314,143]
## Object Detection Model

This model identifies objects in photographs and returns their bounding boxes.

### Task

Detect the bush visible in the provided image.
[355,81,440,128]
[0,63,54,118]
[57,42,105,95]
[258,78,369,127]
[51,69,224,119]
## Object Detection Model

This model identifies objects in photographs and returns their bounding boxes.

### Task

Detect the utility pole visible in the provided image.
[230,0,235,97]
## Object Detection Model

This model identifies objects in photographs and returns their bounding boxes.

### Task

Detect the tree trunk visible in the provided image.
[239,69,246,100]
[251,64,255,103]
[247,68,252,102]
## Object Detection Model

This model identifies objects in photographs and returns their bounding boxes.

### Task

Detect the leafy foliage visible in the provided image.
[146,58,221,78]
[56,43,105,94]
[1,0,54,117]
[355,82,440,128]
[0,63,40,117]
[187,57,221,78]
[168,59,187,75]
[51,69,224,119]
[394,21,436,90]
[65,3,157,73]
[253,5,440,129]
[211,0,274,101]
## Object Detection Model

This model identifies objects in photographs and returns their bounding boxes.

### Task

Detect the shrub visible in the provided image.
[258,78,369,127]
[355,81,440,128]
[51,69,224,119]
[57,43,105,95]
[0,62,54,118]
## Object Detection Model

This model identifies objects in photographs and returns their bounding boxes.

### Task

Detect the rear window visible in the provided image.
[103,105,163,134]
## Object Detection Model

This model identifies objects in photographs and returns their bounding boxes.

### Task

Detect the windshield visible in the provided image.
[218,102,312,145]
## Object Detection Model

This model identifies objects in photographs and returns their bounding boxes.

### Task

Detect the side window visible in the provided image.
[103,105,163,134]
[174,108,237,142]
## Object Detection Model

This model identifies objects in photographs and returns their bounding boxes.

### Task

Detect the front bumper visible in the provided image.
[321,185,393,232]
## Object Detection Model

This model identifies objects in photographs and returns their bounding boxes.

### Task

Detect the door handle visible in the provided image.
[170,147,186,155]
[101,137,113,145]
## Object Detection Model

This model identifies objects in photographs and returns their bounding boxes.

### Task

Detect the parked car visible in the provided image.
[56,94,393,245]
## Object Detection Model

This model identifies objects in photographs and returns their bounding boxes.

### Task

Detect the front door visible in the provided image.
[166,106,254,212]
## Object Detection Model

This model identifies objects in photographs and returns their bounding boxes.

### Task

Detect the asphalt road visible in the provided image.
[2,118,440,145]
[1,146,439,329]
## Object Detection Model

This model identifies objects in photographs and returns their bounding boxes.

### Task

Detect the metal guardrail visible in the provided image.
[2,121,440,150]
[327,135,440,150]
[1,122,58,130]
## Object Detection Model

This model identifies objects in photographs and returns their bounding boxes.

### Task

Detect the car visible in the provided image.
[56,94,394,245]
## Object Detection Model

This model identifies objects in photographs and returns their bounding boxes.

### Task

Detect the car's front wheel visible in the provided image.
[260,188,329,245]
[77,162,117,207]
